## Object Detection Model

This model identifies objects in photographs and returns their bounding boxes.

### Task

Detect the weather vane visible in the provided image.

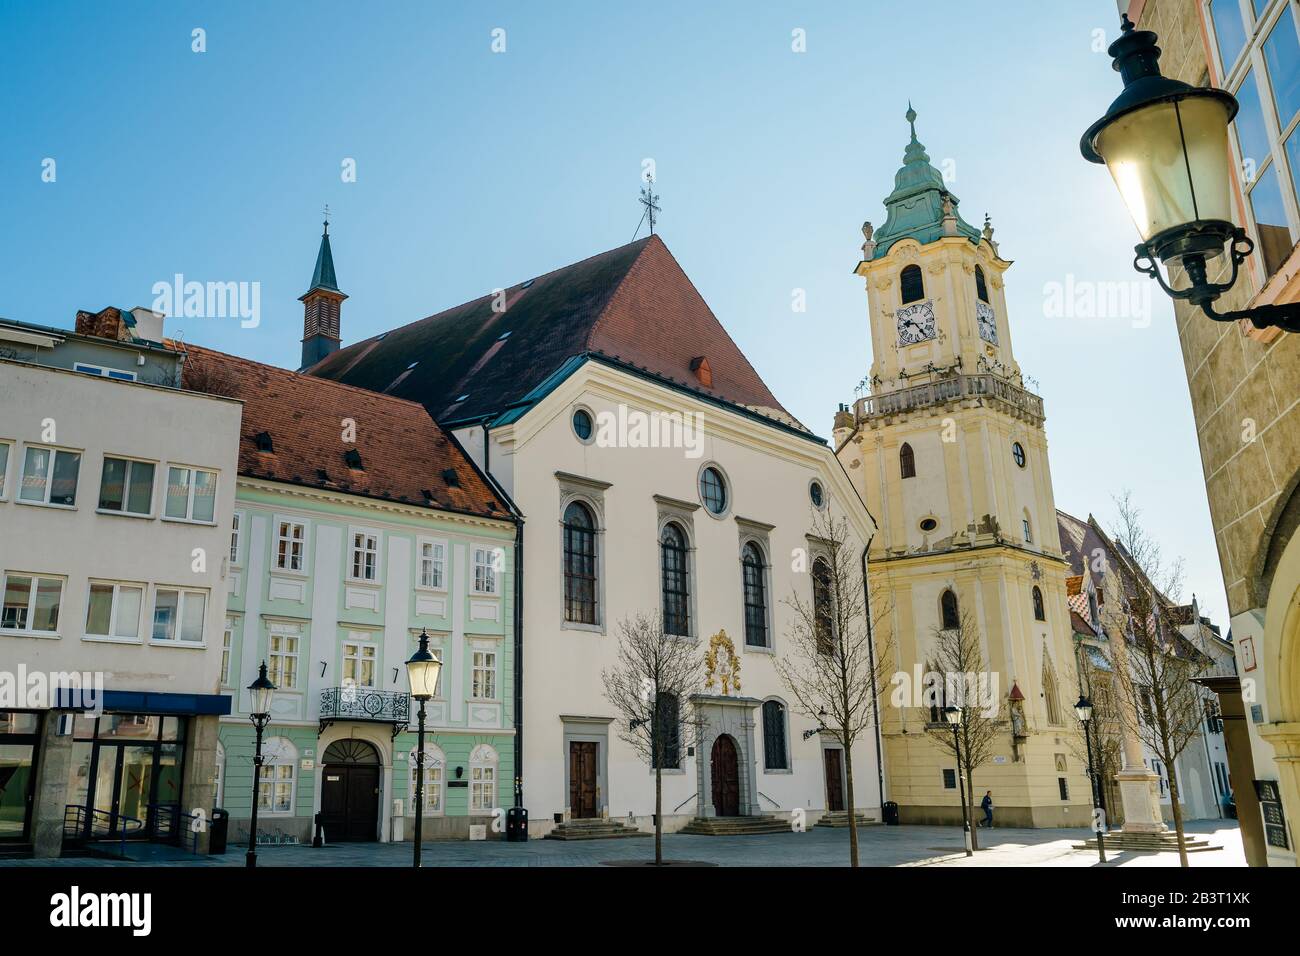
[323,203,331,234]
[635,175,661,239]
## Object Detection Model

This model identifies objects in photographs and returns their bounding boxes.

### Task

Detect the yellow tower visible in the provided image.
[835,108,1090,827]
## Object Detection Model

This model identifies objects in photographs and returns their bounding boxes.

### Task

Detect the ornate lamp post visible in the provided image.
[405,629,443,868]
[1074,695,1107,864]
[245,660,276,869]
[943,705,973,857]
[1080,15,1300,332]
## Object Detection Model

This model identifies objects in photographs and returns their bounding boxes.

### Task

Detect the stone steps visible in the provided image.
[1073,832,1218,854]
[680,815,792,836]
[543,819,650,841]
[815,811,880,829]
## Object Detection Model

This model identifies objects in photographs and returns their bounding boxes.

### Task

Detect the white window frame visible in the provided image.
[409,745,445,816]
[471,648,498,700]
[274,517,308,574]
[257,737,297,814]
[417,537,447,591]
[348,527,381,583]
[230,511,244,566]
[267,622,302,690]
[472,545,500,595]
[83,579,146,643]
[342,638,377,689]
[469,744,499,813]
[150,587,208,645]
[162,464,218,524]
[0,439,12,501]
[221,617,236,686]
[18,443,82,508]
[1205,0,1300,282]
[0,572,65,636]
[96,454,156,517]
[73,362,137,382]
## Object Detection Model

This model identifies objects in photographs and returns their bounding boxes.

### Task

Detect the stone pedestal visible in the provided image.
[1115,766,1167,834]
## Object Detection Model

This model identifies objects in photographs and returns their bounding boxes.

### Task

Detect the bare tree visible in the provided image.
[775,506,893,867]
[1104,492,1208,867]
[601,611,705,865]
[924,610,1004,850]
[180,347,240,397]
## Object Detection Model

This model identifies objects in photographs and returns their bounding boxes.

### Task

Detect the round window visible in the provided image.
[919,517,938,532]
[572,408,594,442]
[809,481,824,508]
[1012,441,1026,468]
[700,466,728,515]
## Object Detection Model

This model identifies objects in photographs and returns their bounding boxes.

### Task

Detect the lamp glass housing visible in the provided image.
[943,705,962,726]
[1074,696,1094,723]
[1094,96,1235,246]
[406,647,443,701]
[248,665,276,716]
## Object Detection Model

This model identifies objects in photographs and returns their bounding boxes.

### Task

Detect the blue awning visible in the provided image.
[54,689,232,716]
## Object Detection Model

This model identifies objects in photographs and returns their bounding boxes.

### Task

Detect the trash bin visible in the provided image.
[209,808,229,854]
[506,806,529,842]
[882,801,899,826]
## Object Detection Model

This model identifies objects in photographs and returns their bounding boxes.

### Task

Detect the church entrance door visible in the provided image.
[710,734,740,817]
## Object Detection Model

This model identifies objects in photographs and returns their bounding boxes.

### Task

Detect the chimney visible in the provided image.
[74,307,131,342]
[129,307,166,344]
[300,217,346,370]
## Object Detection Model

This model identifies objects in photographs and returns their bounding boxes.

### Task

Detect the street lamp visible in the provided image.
[246,660,276,869]
[405,629,443,868]
[1080,15,1300,332]
[943,705,973,857]
[1074,695,1107,864]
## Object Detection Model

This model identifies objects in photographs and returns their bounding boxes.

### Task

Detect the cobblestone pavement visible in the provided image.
[0,820,1245,867]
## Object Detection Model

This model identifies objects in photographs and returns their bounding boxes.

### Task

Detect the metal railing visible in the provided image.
[63,805,143,858]
[319,686,411,724]
[855,372,1044,422]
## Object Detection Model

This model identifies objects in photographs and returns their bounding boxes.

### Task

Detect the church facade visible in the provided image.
[310,236,881,835]
[833,110,1093,827]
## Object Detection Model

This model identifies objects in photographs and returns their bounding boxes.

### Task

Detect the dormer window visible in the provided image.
[900,264,925,304]
[441,467,460,488]
[975,264,989,303]
[344,448,364,470]
[690,356,713,388]
[254,431,274,453]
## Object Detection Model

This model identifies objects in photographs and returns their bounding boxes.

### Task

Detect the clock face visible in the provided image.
[976,301,998,345]
[896,301,936,346]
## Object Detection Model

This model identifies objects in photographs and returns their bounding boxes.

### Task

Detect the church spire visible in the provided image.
[299,212,347,370]
[868,105,980,260]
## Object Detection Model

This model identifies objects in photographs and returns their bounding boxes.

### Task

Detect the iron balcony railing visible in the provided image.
[855,372,1044,422]
[319,686,411,724]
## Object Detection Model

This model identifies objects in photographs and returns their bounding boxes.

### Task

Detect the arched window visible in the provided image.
[742,542,768,648]
[813,557,834,655]
[257,737,298,814]
[409,743,445,815]
[651,692,681,770]
[1043,659,1060,725]
[975,264,989,303]
[900,442,916,479]
[469,744,499,812]
[1032,585,1045,622]
[1088,591,1100,629]
[940,589,960,630]
[563,501,598,624]
[660,522,690,636]
[900,264,925,304]
[762,699,789,770]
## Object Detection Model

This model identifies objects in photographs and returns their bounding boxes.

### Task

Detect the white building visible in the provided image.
[309,235,882,834]
[0,310,240,857]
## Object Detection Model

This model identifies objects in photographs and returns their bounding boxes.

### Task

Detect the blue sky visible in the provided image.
[0,1,1231,624]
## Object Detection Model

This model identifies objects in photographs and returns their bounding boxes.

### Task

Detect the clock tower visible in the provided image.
[836,109,1090,828]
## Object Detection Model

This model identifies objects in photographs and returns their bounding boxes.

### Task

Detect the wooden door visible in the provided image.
[823,748,845,812]
[321,765,379,842]
[710,735,740,817]
[569,741,598,818]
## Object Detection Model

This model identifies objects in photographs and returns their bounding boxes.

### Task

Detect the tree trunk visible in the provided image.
[654,765,663,866]
[845,751,859,868]
[1166,765,1189,868]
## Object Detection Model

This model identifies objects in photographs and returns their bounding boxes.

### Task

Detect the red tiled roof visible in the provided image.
[180,344,507,519]
[307,235,800,429]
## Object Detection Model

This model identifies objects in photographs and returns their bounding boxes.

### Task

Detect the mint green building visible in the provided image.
[201,336,519,845]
